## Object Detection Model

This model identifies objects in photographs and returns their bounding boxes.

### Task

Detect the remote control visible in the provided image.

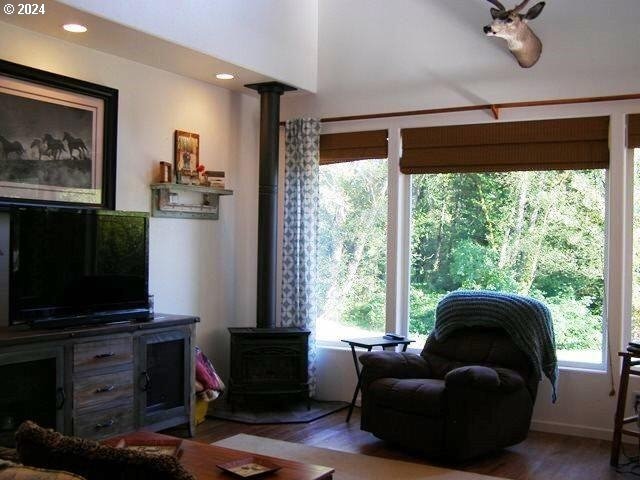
[383,333,405,341]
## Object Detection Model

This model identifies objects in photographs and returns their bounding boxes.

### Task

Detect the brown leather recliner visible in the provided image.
[359,328,538,461]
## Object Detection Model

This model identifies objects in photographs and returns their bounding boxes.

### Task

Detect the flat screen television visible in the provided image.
[9,208,150,328]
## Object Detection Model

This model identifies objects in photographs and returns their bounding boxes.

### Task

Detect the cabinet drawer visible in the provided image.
[74,407,134,440]
[74,337,133,372]
[74,370,133,411]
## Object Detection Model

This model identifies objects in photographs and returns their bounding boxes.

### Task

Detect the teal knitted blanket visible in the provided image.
[434,290,558,402]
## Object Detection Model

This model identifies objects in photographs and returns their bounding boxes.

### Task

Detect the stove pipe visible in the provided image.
[245,82,296,329]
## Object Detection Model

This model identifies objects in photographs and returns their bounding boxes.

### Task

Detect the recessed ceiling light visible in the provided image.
[216,73,235,80]
[63,24,88,33]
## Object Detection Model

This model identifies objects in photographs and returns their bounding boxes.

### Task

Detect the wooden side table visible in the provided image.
[611,351,640,466]
[341,336,414,422]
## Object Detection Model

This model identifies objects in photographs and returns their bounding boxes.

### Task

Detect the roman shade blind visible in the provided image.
[629,114,640,148]
[400,116,609,174]
[320,130,388,165]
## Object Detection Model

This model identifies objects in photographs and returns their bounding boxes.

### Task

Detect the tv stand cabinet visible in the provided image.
[0,314,198,447]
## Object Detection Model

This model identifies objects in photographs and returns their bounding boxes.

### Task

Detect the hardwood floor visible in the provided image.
[166,408,630,480]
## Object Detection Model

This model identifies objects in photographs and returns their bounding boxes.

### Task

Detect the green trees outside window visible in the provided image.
[317,157,606,365]
[317,159,388,341]
[410,170,606,364]
[633,150,640,341]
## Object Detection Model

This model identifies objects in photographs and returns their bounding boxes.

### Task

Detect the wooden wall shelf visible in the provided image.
[150,183,233,220]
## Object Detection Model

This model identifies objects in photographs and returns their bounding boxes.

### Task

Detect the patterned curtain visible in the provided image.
[280,118,321,397]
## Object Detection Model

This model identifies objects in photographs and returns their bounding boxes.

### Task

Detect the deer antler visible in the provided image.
[512,0,531,13]
[486,0,506,10]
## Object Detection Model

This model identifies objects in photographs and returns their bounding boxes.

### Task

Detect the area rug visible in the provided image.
[208,399,349,424]
[213,434,506,480]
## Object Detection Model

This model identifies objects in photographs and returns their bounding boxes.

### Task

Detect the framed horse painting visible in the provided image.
[0,59,117,209]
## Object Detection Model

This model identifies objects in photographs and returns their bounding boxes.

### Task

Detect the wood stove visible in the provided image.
[226,82,311,410]
[228,328,309,409]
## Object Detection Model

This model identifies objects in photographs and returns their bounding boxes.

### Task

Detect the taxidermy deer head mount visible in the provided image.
[483,0,546,68]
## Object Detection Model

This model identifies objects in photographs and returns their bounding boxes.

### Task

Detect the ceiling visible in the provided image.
[283,0,640,118]
[3,0,639,118]
[0,0,275,93]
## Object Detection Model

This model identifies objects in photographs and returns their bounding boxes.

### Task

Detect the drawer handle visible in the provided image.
[140,371,151,392]
[56,388,66,410]
[94,352,116,359]
[94,419,115,430]
[95,385,115,393]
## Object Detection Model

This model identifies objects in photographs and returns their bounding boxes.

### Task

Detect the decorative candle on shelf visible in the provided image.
[159,161,172,183]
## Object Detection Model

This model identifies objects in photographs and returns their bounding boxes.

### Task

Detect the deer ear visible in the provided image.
[524,2,545,21]
[490,8,501,19]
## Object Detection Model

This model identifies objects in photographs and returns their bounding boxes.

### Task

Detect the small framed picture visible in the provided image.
[174,130,199,174]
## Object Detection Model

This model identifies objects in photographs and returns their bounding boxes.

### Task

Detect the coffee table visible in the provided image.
[104,431,334,479]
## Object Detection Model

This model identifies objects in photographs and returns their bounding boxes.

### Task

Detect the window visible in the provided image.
[316,159,388,342]
[410,170,606,366]
[633,149,640,340]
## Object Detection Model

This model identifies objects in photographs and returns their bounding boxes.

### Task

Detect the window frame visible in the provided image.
[316,110,639,374]
[404,170,609,370]
[315,156,391,347]
[628,148,640,347]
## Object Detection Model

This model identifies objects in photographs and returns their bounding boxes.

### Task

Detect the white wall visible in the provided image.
[0,22,261,378]
[282,0,640,119]
[57,0,319,92]
[304,100,640,441]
